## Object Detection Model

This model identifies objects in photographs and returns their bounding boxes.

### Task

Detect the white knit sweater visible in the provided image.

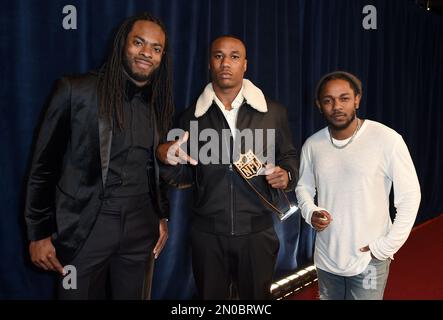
[296,120,421,276]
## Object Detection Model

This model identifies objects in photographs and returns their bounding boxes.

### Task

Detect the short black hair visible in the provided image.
[209,34,247,57]
[315,71,362,101]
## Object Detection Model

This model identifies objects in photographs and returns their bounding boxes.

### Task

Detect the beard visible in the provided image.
[123,54,154,83]
[326,110,357,131]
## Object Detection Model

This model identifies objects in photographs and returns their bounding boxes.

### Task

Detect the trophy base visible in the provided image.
[278,205,299,221]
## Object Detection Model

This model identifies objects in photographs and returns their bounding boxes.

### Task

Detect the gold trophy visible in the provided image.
[233,150,297,221]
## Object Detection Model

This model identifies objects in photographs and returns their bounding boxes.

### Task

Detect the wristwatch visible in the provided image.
[287,170,292,182]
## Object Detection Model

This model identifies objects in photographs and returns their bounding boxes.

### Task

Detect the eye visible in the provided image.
[134,40,143,46]
[232,55,240,60]
[154,47,162,53]
[340,97,350,102]
[214,54,223,59]
[322,98,332,105]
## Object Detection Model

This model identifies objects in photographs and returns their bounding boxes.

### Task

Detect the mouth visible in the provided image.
[331,113,346,121]
[219,72,233,79]
[134,59,153,70]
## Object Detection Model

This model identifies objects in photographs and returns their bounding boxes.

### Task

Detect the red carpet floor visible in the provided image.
[287,214,443,300]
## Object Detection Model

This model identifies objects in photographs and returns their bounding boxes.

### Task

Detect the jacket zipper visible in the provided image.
[229,101,246,235]
[219,105,236,236]
[229,163,234,235]
[221,100,247,235]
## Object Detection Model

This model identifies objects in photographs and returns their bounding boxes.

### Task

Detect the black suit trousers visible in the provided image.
[190,226,280,300]
[57,194,159,300]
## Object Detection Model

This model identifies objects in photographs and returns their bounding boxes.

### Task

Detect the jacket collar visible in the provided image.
[125,78,151,102]
[195,79,267,118]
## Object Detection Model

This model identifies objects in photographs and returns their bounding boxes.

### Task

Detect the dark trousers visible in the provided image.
[57,194,159,300]
[190,226,279,300]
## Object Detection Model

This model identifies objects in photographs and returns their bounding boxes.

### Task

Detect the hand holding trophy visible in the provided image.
[233,150,298,221]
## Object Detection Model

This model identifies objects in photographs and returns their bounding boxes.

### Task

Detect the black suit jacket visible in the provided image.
[24,71,169,263]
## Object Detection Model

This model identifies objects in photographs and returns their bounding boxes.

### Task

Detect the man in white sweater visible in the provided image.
[295,71,421,300]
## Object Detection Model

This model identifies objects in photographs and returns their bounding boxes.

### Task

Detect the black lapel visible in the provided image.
[98,113,112,189]
[151,105,161,201]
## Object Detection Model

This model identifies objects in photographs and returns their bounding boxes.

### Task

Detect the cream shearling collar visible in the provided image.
[195,79,267,118]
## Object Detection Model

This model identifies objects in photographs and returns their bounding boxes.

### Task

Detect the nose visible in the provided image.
[139,46,152,59]
[221,56,230,68]
[331,98,342,110]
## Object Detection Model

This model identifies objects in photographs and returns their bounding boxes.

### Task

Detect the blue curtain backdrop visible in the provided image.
[1,0,442,299]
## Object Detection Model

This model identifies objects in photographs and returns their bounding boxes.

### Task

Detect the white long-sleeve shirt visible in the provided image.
[295,120,421,276]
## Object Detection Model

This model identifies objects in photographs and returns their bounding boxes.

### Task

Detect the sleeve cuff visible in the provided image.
[369,241,394,261]
[304,206,328,229]
[26,217,54,241]
[279,165,296,191]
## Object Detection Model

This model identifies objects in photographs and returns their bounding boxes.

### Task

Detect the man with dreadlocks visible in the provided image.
[24,13,174,299]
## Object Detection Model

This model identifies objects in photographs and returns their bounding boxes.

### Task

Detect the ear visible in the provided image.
[355,94,361,109]
[316,100,323,113]
[244,59,248,73]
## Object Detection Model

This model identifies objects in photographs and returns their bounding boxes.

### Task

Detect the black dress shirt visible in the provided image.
[104,80,154,198]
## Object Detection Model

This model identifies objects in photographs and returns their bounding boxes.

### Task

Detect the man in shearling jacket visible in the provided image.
[157,35,298,299]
